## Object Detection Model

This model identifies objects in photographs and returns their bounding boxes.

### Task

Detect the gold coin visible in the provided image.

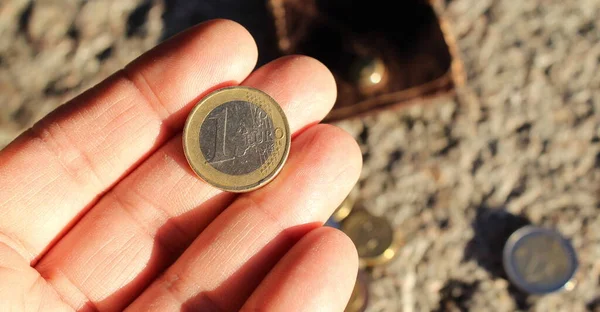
[345,271,369,312]
[332,195,355,223]
[350,56,388,94]
[183,86,291,192]
[342,210,401,267]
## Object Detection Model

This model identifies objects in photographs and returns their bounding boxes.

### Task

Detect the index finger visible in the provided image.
[0,19,258,263]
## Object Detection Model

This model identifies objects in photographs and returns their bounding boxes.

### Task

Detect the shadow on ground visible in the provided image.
[434,279,480,312]
[463,206,533,310]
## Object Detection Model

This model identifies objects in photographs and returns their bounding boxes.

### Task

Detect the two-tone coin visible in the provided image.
[183,87,291,192]
[503,226,578,294]
[342,210,401,267]
[345,270,369,312]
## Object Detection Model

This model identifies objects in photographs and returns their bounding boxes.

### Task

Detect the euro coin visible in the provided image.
[350,56,388,94]
[503,226,578,294]
[183,87,291,192]
[342,210,401,267]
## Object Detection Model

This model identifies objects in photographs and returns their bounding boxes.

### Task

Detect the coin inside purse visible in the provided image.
[269,0,463,121]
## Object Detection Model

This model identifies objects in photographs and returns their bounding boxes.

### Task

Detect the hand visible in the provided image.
[0,20,361,311]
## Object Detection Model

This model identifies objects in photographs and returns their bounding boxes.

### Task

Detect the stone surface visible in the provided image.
[1,0,599,311]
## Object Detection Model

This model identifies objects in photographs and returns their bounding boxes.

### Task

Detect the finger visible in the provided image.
[35,56,337,311]
[242,55,336,134]
[0,243,73,311]
[127,124,362,312]
[242,227,358,312]
[0,20,258,263]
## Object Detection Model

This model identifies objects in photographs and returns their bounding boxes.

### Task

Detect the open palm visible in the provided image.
[0,20,361,311]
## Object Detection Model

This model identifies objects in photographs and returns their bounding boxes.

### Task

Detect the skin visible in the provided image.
[0,20,362,311]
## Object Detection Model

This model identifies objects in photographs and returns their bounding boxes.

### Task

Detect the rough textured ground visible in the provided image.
[1,0,599,311]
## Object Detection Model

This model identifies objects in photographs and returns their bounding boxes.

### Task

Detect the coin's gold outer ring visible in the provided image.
[183,86,291,192]
[358,231,402,268]
[332,195,354,223]
[342,210,403,268]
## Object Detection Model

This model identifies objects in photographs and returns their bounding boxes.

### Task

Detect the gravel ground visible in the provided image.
[1,0,599,311]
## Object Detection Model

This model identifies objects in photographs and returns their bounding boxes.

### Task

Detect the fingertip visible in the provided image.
[197,19,259,68]
[306,226,359,273]
[280,54,337,109]
[127,18,258,93]
[157,18,259,64]
[241,226,358,312]
[302,124,363,187]
[243,55,337,132]
[327,125,363,185]
[280,54,337,122]
[297,227,359,311]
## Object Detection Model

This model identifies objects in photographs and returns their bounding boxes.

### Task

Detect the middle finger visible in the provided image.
[35,55,336,311]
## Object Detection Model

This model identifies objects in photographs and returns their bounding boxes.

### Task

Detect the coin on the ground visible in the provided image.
[503,226,578,294]
[332,195,355,223]
[349,56,388,94]
[342,210,401,267]
[345,270,369,312]
[183,86,291,192]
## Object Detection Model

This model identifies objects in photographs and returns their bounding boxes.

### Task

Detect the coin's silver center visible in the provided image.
[199,100,275,175]
[511,233,573,288]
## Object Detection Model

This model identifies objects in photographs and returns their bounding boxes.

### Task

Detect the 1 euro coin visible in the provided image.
[183,87,291,192]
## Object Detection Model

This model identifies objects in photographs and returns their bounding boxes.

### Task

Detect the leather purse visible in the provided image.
[267,0,464,121]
